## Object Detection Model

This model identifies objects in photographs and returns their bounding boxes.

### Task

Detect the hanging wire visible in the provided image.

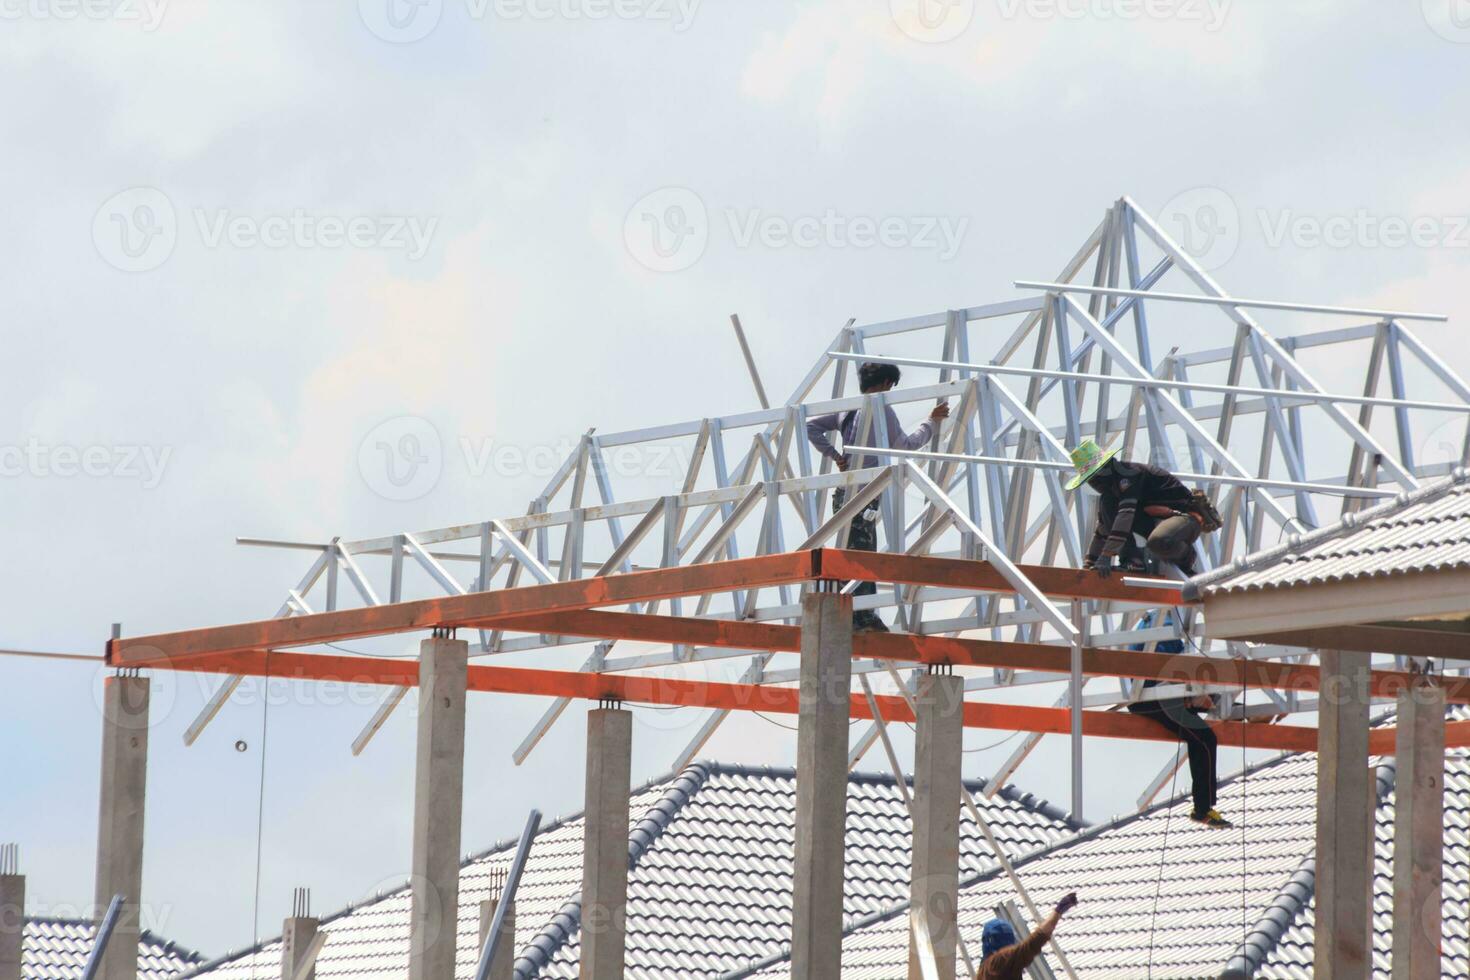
[1240,699,1248,951]
[249,655,272,980]
[325,641,415,659]
[1146,729,1184,979]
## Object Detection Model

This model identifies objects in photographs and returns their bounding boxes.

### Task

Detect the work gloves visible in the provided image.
[1093,554,1115,578]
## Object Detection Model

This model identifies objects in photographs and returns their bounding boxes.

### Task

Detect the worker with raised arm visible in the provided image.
[1065,438,1219,578]
[806,361,949,632]
[975,892,1078,980]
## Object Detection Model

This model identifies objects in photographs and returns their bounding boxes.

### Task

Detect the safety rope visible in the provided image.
[249,655,272,980]
[1146,726,1183,980]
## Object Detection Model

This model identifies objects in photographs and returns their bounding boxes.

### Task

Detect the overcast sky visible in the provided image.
[5,0,1470,958]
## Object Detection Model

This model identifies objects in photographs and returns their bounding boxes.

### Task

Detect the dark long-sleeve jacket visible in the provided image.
[976,928,1050,980]
[1085,460,1195,562]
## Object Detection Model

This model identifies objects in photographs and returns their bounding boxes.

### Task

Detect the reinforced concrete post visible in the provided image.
[581,704,632,979]
[1392,674,1445,980]
[477,897,516,979]
[280,889,319,980]
[791,590,852,980]
[94,668,149,980]
[408,633,469,980]
[1,846,22,980]
[1315,649,1373,980]
[908,670,964,980]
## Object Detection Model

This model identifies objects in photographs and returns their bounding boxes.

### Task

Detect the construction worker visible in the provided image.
[1127,623,1230,827]
[1065,438,1207,577]
[975,892,1078,980]
[806,361,949,632]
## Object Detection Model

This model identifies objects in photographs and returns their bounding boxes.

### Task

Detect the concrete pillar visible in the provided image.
[280,916,319,980]
[791,590,852,980]
[408,635,469,980]
[1315,649,1373,980]
[1392,676,1445,980]
[94,671,149,980]
[908,671,964,980]
[1,847,22,980]
[477,897,516,979]
[580,705,632,979]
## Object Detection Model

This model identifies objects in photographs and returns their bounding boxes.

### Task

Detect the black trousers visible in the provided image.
[1128,697,1218,814]
[833,488,879,620]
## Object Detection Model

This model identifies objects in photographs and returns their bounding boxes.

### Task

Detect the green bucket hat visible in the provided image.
[1064,438,1121,491]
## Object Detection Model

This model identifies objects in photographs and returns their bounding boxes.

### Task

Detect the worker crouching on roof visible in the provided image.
[1065,438,1210,578]
[806,361,949,633]
[975,892,1077,980]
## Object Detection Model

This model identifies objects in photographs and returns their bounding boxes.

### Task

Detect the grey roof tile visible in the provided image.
[22,918,203,980]
[1186,469,1470,596]
[181,762,1078,980]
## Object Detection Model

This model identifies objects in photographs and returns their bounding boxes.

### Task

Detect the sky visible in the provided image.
[4,0,1470,959]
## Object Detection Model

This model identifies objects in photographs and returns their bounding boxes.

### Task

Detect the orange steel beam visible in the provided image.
[818,549,1192,607]
[485,609,1470,706]
[127,646,1453,755]
[108,550,820,665]
[107,549,1187,666]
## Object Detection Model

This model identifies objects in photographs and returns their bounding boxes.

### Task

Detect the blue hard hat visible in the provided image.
[982,918,1018,958]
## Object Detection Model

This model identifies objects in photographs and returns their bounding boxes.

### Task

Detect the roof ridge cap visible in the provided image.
[511,762,714,979]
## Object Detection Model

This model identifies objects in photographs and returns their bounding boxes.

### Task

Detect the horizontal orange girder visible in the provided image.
[818,549,1190,607]
[108,549,1188,666]
[486,609,1470,707]
[124,647,1461,755]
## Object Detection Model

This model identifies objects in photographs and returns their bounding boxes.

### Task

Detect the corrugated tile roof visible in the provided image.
[743,752,1325,979]
[181,761,1079,980]
[1256,748,1470,979]
[1185,469,1470,597]
[22,917,203,980]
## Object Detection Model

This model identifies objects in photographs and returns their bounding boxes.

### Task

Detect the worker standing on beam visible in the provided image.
[1065,438,1220,578]
[806,361,949,632]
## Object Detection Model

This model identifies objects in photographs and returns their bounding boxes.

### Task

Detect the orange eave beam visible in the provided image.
[481,609,1470,707]
[107,549,1189,666]
[128,647,1462,756]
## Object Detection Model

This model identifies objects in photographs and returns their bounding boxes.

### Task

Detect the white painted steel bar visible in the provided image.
[1014,280,1448,322]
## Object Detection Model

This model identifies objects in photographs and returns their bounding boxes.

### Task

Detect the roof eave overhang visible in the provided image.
[1201,567,1470,655]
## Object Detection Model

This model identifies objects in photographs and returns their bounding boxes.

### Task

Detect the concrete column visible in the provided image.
[1,848,22,980]
[791,590,852,980]
[1315,649,1373,980]
[477,898,516,979]
[94,671,149,980]
[408,635,469,980]
[1392,676,1445,980]
[908,671,964,980]
[280,917,319,980]
[580,706,632,979]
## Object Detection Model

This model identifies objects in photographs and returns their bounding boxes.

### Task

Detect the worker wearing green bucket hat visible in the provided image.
[1063,438,1122,492]
[1066,439,1214,578]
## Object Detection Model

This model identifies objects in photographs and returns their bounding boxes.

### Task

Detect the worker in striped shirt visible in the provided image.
[806,361,949,632]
